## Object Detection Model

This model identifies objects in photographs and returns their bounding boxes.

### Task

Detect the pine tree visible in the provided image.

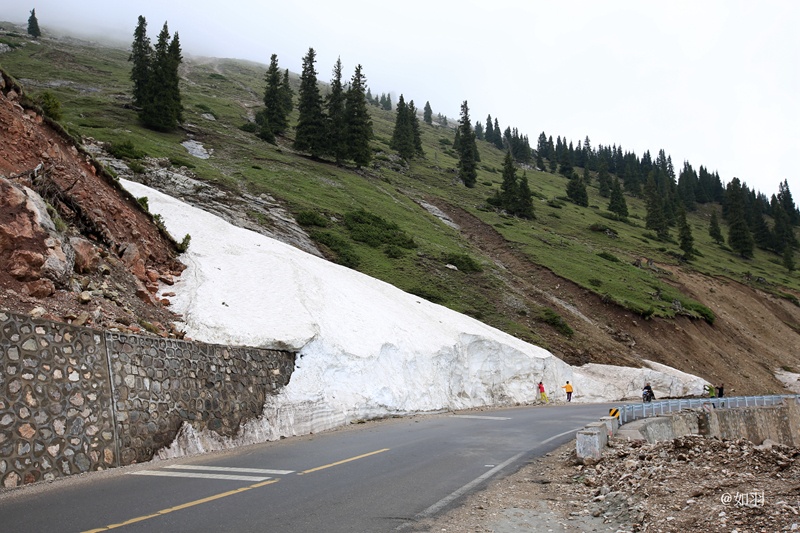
[423,101,432,125]
[514,173,535,219]
[139,23,182,132]
[499,151,518,210]
[566,175,588,207]
[492,118,504,150]
[280,69,293,117]
[294,48,327,157]
[559,148,574,178]
[597,159,612,197]
[166,32,183,123]
[772,199,798,253]
[751,212,773,251]
[344,64,372,168]
[390,94,415,159]
[128,15,151,108]
[644,171,669,240]
[456,100,478,188]
[778,179,799,225]
[726,178,754,258]
[709,208,724,244]
[408,100,423,157]
[262,54,290,136]
[485,115,494,143]
[783,245,796,272]
[608,178,628,218]
[27,9,41,39]
[474,121,484,141]
[678,206,694,260]
[325,57,347,164]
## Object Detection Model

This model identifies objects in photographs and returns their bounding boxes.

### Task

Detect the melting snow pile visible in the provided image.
[120,179,708,458]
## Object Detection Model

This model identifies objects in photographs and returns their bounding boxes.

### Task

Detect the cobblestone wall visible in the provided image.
[0,311,295,488]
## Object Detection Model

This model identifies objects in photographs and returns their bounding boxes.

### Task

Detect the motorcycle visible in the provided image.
[642,389,654,403]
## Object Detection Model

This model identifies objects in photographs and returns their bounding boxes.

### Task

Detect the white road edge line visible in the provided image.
[130,470,271,482]
[165,465,294,475]
[450,415,512,421]
[395,427,581,531]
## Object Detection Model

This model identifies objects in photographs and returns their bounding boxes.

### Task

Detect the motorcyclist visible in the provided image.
[642,382,655,402]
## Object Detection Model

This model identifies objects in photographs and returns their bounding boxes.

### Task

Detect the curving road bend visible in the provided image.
[0,403,615,533]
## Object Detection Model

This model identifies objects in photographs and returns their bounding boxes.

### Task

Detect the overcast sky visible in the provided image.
[2,1,797,197]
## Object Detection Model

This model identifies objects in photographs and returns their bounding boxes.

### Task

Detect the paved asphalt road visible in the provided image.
[0,402,616,532]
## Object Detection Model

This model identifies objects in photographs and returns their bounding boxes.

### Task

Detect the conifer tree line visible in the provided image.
[531,126,798,266]
[128,16,183,132]
[251,49,372,168]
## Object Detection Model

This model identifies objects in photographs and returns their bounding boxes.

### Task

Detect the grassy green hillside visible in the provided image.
[2,23,798,354]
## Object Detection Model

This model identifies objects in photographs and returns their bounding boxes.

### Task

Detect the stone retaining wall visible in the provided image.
[0,310,295,488]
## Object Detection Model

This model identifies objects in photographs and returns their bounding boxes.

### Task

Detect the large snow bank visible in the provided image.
[120,179,707,458]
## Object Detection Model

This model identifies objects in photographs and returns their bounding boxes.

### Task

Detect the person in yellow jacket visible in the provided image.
[562,381,573,402]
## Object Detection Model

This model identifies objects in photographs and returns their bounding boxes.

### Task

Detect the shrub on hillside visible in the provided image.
[344,209,416,249]
[108,140,144,160]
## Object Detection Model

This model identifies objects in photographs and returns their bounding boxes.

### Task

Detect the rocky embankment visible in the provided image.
[0,70,183,335]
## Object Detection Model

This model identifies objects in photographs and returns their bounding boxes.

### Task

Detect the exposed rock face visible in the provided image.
[0,177,73,292]
[0,70,184,336]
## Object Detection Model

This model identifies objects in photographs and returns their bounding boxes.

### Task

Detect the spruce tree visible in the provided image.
[499,151,518,210]
[726,178,754,258]
[456,100,478,188]
[294,48,327,157]
[139,23,182,132]
[344,64,372,168]
[772,199,798,253]
[280,69,293,117]
[423,101,433,125]
[408,100,423,157]
[166,31,183,123]
[128,16,151,108]
[325,57,347,164]
[644,172,669,240]
[709,208,724,244]
[474,121,484,141]
[783,245,796,272]
[678,206,694,260]
[390,94,415,159]
[608,178,628,218]
[27,9,41,39]
[492,118,504,150]
[778,179,799,225]
[263,54,290,136]
[485,115,494,143]
[597,159,612,197]
[566,175,588,207]
[514,173,535,219]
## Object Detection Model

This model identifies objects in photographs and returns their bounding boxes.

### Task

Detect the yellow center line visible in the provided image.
[297,448,391,475]
[82,479,279,532]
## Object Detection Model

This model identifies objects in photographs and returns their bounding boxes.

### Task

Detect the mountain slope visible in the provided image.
[1,24,799,396]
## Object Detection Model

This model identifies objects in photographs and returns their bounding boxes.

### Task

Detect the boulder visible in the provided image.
[70,236,101,274]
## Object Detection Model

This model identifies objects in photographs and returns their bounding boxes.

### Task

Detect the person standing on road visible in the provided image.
[538,381,548,403]
[561,381,573,402]
[716,383,724,398]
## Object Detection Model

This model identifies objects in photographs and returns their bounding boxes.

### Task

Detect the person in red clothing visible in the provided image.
[561,381,573,402]
[537,381,548,403]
